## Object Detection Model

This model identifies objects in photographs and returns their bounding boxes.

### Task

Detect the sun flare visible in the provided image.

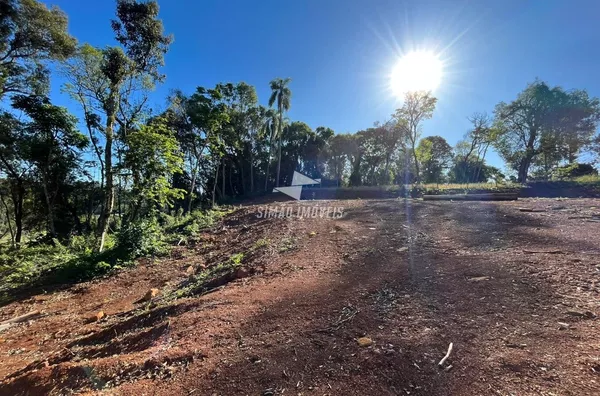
[390,51,443,96]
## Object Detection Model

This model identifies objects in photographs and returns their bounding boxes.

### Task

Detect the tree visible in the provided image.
[261,107,278,191]
[62,0,172,251]
[0,112,28,246]
[449,159,503,184]
[123,116,184,222]
[12,95,87,238]
[393,91,437,183]
[268,77,292,187]
[0,0,76,98]
[453,113,498,183]
[416,136,453,183]
[493,81,600,182]
[326,134,352,186]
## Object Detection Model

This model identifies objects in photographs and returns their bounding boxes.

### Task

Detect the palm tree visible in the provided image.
[268,78,291,187]
[261,107,278,191]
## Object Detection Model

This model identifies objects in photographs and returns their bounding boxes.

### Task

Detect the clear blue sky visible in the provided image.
[46,0,600,171]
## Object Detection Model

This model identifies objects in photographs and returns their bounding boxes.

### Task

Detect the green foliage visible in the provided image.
[0,242,74,287]
[552,163,598,180]
[252,238,270,250]
[165,208,230,238]
[416,136,453,183]
[124,116,185,220]
[116,217,168,259]
[229,252,244,266]
[0,0,77,98]
[493,80,600,182]
[111,0,172,80]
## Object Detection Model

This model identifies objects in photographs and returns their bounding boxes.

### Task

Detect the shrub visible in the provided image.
[553,163,598,180]
[116,217,168,259]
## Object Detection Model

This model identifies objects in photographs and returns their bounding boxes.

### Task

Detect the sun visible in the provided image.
[390,51,443,96]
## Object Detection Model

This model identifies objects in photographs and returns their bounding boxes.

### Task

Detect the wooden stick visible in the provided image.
[523,249,564,254]
[0,310,41,326]
[423,193,518,201]
[438,342,453,366]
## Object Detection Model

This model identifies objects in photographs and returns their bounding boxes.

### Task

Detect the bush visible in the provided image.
[553,163,598,180]
[116,217,168,259]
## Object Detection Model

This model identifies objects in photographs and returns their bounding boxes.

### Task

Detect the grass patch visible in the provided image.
[0,208,235,304]
[278,237,297,253]
[252,238,270,251]
[175,252,245,298]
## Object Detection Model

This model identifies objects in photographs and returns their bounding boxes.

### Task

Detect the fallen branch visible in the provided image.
[438,342,454,366]
[0,310,42,326]
[518,208,546,213]
[523,249,564,254]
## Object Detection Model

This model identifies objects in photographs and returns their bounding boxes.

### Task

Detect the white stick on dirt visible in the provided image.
[0,310,42,326]
[438,342,453,366]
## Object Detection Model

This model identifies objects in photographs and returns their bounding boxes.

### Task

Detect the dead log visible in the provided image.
[423,193,518,201]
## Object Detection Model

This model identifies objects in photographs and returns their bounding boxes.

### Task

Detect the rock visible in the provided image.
[86,310,105,323]
[139,288,160,302]
[357,337,373,347]
[235,267,250,279]
[397,247,408,252]
[185,266,195,276]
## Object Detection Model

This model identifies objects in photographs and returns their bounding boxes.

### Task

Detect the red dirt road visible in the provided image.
[1,199,600,395]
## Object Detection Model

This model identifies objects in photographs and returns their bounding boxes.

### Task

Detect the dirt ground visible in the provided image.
[1,198,600,395]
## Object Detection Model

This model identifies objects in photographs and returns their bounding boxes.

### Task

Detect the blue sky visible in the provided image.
[45,0,600,170]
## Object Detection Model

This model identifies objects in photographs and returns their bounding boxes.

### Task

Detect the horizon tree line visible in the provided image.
[0,0,599,250]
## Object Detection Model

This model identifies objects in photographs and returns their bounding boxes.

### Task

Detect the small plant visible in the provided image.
[252,238,270,250]
[229,253,244,266]
[278,237,297,253]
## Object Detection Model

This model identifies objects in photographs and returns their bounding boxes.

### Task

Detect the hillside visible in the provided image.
[1,199,599,395]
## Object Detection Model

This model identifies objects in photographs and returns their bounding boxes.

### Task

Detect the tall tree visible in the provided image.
[12,95,87,237]
[268,77,291,187]
[0,0,76,99]
[0,112,28,246]
[494,81,600,182]
[63,0,172,251]
[393,91,437,183]
[416,135,453,183]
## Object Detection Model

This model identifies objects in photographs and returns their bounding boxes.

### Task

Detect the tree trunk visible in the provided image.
[412,143,420,183]
[264,137,272,192]
[221,159,226,199]
[11,182,24,247]
[0,194,14,248]
[276,107,283,187]
[249,146,254,194]
[212,163,219,207]
[41,169,56,237]
[229,161,235,197]
[97,90,118,252]
[517,156,532,183]
[187,162,198,214]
